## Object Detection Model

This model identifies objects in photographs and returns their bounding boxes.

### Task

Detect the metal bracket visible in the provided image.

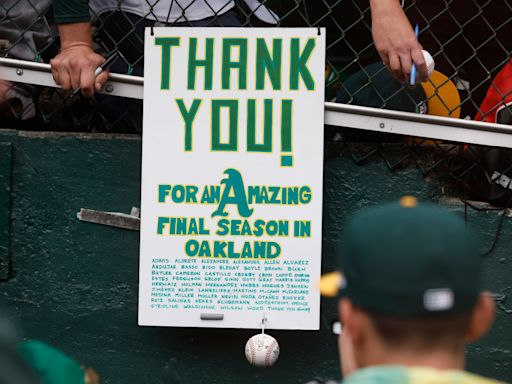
[77,207,140,231]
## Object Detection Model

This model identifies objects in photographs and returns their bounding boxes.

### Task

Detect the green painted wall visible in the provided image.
[0,130,510,383]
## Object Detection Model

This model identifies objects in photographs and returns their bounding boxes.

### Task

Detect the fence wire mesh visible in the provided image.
[2,0,512,213]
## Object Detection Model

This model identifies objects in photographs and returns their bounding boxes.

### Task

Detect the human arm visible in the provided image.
[50,1,108,97]
[369,0,428,83]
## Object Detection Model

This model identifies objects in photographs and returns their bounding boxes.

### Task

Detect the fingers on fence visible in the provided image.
[411,48,428,83]
[389,55,404,83]
[77,56,101,97]
[50,48,106,97]
[50,59,61,86]
[95,71,110,92]
[58,68,72,91]
[399,53,412,84]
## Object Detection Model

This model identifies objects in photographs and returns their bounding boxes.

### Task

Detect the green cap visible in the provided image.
[320,197,481,315]
[17,341,86,384]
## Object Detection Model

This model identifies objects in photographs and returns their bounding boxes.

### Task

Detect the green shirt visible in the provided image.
[53,0,90,24]
[344,366,505,384]
[17,340,86,384]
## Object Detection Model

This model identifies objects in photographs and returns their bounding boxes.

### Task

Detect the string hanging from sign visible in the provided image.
[261,314,267,334]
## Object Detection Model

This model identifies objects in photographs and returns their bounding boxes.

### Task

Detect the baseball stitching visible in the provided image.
[264,339,277,366]
[249,337,256,364]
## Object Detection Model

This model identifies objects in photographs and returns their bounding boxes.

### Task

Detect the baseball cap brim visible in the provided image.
[318,271,345,298]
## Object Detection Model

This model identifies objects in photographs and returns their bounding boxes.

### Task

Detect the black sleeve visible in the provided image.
[53,0,90,24]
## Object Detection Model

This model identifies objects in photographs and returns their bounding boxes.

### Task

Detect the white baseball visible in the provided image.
[245,333,280,367]
[419,50,435,80]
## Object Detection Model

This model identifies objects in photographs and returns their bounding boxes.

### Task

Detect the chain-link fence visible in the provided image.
[2,1,512,213]
[1,0,512,130]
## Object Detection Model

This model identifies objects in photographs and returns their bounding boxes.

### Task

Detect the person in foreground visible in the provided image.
[319,196,504,384]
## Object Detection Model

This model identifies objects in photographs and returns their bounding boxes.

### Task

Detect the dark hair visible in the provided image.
[367,310,472,350]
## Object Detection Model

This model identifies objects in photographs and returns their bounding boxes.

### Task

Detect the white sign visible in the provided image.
[139,27,325,330]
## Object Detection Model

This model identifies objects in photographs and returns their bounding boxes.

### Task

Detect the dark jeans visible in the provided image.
[93,9,242,133]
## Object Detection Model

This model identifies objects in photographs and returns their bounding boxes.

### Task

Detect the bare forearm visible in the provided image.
[369,0,428,82]
[58,22,93,50]
[370,0,402,13]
